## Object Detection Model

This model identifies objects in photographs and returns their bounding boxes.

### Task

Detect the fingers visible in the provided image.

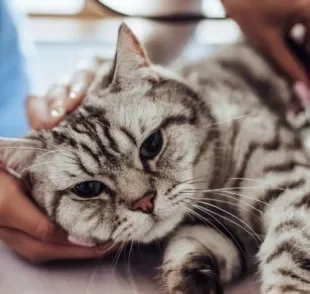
[26,85,67,129]
[27,57,106,130]
[0,228,114,263]
[0,170,120,263]
[262,29,309,84]
[62,56,106,113]
[65,69,95,113]
[0,171,66,243]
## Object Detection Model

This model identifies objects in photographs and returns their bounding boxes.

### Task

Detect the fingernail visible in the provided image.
[49,100,65,118]
[50,106,65,118]
[69,83,86,100]
[96,242,115,254]
[50,108,64,118]
[68,235,96,247]
[69,91,78,100]
[293,81,310,106]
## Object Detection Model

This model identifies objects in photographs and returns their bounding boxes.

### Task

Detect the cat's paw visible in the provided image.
[163,254,223,294]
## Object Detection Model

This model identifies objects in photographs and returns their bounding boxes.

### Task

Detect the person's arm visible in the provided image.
[221,0,310,86]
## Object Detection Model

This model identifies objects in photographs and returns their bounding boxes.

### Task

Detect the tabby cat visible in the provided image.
[1,23,310,294]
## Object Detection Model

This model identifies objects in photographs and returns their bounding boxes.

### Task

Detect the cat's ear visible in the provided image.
[111,23,151,85]
[0,136,43,175]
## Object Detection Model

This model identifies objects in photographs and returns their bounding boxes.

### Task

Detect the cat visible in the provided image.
[1,23,310,294]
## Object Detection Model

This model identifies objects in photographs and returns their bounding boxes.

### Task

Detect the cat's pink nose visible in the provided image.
[131,192,156,214]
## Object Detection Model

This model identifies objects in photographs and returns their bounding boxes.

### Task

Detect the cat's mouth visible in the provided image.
[151,214,161,223]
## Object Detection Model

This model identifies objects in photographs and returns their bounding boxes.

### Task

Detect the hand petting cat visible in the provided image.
[0,57,113,263]
[27,57,105,130]
[222,0,310,87]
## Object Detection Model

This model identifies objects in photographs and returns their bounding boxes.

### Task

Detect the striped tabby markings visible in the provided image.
[265,238,310,273]
[232,124,281,190]
[51,130,78,148]
[251,179,306,236]
[277,268,310,285]
[76,156,95,177]
[266,284,309,293]
[263,161,296,173]
[160,115,196,129]
[274,219,303,235]
[264,160,310,173]
[79,119,119,162]
[120,127,137,146]
[193,122,219,167]
[79,142,99,162]
[294,191,310,209]
[50,190,66,222]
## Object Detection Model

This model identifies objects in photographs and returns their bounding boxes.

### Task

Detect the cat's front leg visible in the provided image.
[161,225,243,294]
[258,189,310,294]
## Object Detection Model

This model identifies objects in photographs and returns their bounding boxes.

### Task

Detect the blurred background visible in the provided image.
[1,0,240,137]
[13,0,240,93]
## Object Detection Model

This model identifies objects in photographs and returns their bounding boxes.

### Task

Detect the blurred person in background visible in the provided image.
[0,0,309,263]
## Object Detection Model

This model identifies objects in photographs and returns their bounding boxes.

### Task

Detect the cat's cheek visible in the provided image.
[141,214,185,243]
[55,199,113,241]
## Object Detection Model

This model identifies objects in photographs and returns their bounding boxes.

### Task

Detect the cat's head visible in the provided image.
[0,24,216,244]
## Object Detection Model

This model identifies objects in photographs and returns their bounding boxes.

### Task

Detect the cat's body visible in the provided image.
[2,24,310,293]
[166,43,310,293]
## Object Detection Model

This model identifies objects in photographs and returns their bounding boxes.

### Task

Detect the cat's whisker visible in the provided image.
[195,198,262,223]
[194,200,262,240]
[183,204,245,256]
[206,113,256,128]
[84,258,104,294]
[181,187,271,206]
[229,177,286,191]
[179,174,211,185]
[215,190,270,207]
[180,193,262,227]
[126,240,139,294]
[19,158,77,174]
[192,203,262,245]
[112,242,126,274]
[19,161,62,174]
[102,241,120,254]
[182,193,263,217]
[184,186,265,192]
[0,146,51,152]
[35,135,74,155]
[35,149,77,163]
[194,204,262,248]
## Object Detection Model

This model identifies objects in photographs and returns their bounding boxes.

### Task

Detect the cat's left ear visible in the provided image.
[0,137,43,175]
[111,23,154,85]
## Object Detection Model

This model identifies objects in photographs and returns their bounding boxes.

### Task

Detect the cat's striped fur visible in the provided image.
[1,24,310,294]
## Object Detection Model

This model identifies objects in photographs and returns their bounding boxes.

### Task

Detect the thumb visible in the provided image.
[262,29,308,84]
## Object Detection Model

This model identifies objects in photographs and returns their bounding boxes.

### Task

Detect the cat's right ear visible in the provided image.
[110,23,156,86]
[0,136,43,175]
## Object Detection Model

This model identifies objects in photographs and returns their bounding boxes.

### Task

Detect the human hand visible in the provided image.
[0,57,117,263]
[0,170,116,263]
[26,57,106,129]
[222,0,310,84]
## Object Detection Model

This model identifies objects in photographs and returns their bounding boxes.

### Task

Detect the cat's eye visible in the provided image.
[140,130,163,160]
[72,181,105,198]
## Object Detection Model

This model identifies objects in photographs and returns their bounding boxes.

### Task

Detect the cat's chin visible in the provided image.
[138,212,185,243]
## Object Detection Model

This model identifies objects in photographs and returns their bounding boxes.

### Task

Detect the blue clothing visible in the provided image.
[0,0,30,137]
